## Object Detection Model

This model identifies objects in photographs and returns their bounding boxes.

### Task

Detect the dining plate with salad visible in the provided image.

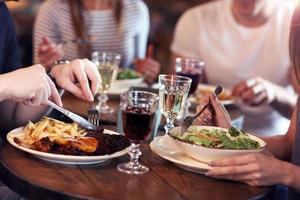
[168,126,266,163]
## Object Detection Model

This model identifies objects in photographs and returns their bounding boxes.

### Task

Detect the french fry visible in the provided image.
[17,117,89,147]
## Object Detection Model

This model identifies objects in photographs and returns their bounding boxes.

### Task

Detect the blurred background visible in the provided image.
[6,0,300,73]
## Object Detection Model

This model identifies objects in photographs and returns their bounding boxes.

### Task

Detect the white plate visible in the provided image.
[7,127,130,165]
[150,135,211,174]
[108,78,147,95]
[193,84,236,105]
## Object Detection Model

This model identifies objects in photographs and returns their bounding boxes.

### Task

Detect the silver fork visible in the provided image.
[87,107,100,127]
[180,85,223,134]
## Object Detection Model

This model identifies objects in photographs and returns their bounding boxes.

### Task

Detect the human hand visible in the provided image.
[0,65,62,106]
[232,77,276,106]
[50,59,100,102]
[196,93,231,128]
[37,37,64,69]
[206,152,291,186]
[135,44,161,84]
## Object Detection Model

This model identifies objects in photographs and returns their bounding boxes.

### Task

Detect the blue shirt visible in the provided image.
[0,2,21,74]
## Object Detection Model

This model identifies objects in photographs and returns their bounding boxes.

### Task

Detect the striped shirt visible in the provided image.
[33,0,149,68]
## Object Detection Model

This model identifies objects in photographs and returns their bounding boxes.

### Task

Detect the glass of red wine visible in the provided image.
[117,90,158,174]
[175,57,204,118]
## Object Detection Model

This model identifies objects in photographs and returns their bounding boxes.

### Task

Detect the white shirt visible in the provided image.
[171,0,295,135]
[171,0,293,88]
[34,0,149,68]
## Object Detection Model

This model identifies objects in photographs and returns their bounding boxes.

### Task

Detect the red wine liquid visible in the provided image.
[122,106,154,143]
[177,72,200,95]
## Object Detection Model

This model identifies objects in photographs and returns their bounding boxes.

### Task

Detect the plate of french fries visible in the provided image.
[7,117,130,165]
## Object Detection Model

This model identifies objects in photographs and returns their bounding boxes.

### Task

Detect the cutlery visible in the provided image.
[60,38,88,46]
[180,85,223,134]
[47,100,99,131]
[87,107,100,126]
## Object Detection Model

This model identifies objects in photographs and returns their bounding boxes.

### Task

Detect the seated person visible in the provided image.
[171,0,296,134]
[33,0,160,83]
[0,2,100,199]
[195,7,300,199]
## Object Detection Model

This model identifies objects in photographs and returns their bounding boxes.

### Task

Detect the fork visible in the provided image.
[87,107,100,127]
[180,85,223,134]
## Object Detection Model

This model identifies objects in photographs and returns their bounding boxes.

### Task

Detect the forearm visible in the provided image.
[13,103,49,127]
[0,100,49,130]
[282,162,300,191]
[0,74,11,102]
[270,85,297,118]
[264,135,293,161]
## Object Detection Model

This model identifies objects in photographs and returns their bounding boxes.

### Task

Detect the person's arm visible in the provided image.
[270,85,297,118]
[133,2,160,84]
[263,106,296,161]
[0,59,100,131]
[197,91,296,159]
[232,77,296,118]
[0,65,61,130]
[33,0,63,67]
[1,2,21,72]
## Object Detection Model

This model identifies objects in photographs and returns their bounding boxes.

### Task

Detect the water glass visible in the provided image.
[158,74,191,134]
[92,52,121,113]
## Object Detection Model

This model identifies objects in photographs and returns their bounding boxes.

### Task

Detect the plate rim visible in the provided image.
[150,135,211,171]
[7,127,130,161]
[195,83,236,105]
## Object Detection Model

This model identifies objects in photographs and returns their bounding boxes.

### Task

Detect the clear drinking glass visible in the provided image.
[92,52,121,113]
[158,75,192,134]
[175,58,204,118]
[117,90,158,174]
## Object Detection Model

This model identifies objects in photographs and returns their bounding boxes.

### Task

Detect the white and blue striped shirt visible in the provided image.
[34,0,149,68]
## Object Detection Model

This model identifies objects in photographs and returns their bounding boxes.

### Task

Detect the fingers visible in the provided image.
[135,58,160,83]
[83,59,100,96]
[147,44,154,58]
[232,78,268,106]
[196,105,213,125]
[196,94,211,125]
[232,81,248,97]
[73,60,94,102]
[209,93,227,115]
[47,75,62,106]
[42,36,51,45]
[210,154,263,167]
[38,38,64,67]
[206,162,260,176]
[60,79,84,99]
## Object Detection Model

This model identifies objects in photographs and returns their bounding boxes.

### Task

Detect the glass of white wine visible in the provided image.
[159,74,192,134]
[92,52,121,113]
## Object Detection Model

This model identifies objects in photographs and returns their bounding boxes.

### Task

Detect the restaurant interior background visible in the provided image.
[6,0,300,73]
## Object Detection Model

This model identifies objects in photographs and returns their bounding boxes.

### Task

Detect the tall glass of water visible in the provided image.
[159,75,191,134]
[92,52,121,113]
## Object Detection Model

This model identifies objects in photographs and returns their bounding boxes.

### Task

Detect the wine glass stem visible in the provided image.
[128,143,142,168]
[164,117,175,134]
[98,93,109,109]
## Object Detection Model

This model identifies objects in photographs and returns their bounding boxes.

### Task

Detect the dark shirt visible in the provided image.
[0,2,21,74]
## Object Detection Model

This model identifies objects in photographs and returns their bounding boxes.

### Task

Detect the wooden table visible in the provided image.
[0,93,273,200]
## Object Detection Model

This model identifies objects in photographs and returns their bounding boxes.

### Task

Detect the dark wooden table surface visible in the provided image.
[0,93,273,200]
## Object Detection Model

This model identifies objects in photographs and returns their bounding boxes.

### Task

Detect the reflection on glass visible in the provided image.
[92,52,121,113]
[159,74,191,134]
[117,90,158,174]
